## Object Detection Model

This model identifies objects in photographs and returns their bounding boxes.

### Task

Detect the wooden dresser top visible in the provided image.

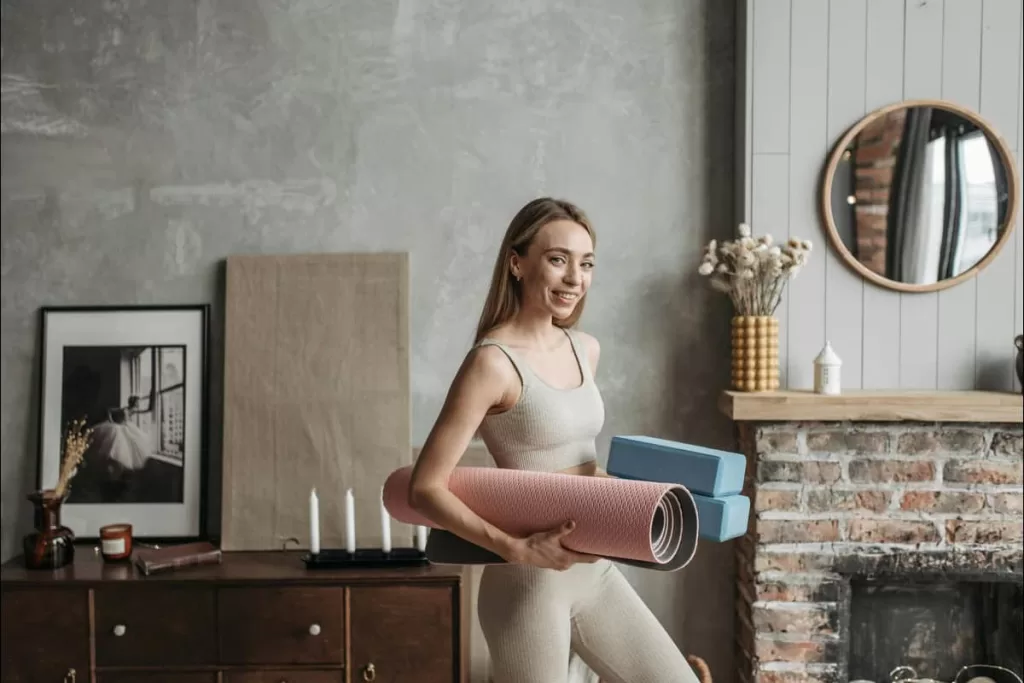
[1,548,465,586]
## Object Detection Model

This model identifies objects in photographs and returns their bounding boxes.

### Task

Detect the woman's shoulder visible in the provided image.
[461,340,522,385]
[569,327,601,367]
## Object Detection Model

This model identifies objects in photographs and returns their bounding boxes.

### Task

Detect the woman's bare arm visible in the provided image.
[407,346,527,562]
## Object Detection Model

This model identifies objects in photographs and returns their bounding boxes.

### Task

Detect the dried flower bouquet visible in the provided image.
[52,418,93,500]
[698,223,813,316]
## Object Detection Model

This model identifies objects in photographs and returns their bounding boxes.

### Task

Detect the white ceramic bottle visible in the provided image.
[814,341,842,395]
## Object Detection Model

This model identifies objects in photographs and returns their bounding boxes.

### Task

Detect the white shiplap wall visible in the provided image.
[738,0,1023,392]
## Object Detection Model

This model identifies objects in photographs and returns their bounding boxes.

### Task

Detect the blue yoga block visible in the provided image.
[693,493,750,542]
[607,435,746,497]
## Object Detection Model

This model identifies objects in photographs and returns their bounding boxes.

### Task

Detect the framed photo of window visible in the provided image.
[36,304,210,542]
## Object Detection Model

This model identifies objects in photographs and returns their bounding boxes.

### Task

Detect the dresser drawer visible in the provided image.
[99,674,216,683]
[224,671,343,683]
[94,585,217,667]
[350,584,456,683]
[1,587,89,682]
[218,586,344,665]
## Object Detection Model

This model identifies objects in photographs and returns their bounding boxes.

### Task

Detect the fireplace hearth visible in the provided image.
[725,404,1023,683]
[847,577,1022,681]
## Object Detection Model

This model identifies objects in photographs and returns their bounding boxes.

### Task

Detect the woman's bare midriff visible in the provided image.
[557,460,599,477]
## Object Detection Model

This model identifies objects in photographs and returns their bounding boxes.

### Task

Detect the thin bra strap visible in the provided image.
[475,338,532,389]
[561,327,591,381]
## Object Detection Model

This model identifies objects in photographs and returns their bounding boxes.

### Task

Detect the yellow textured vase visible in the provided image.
[730,315,780,392]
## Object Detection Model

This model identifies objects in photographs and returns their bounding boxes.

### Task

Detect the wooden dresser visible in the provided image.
[1,549,467,683]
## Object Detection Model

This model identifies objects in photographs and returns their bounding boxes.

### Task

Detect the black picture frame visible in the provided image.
[36,304,210,544]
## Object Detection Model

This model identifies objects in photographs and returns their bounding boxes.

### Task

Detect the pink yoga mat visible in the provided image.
[383,466,699,571]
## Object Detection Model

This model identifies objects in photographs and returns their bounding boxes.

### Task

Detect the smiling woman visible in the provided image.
[507,218,595,319]
[405,197,703,683]
[473,197,598,344]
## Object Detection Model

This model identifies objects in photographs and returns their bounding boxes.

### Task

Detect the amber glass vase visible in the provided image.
[23,490,75,570]
[730,315,780,392]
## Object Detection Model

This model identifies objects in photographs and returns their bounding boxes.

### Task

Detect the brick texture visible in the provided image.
[755,674,837,683]
[755,489,801,512]
[989,492,1024,514]
[758,520,840,544]
[754,552,837,574]
[806,430,890,453]
[847,519,939,544]
[900,491,985,513]
[945,520,1024,544]
[991,430,1023,457]
[897,429,987,454]
[850,109,904,275]
[736,422,1024,683]
[756,580,839,603]
[848,459,935,483]
[757,431,799,454]
[754,638,835,663]
[944,459,1023,484]
[752,605,836,635]
[759,460,842,484]
[807,489,890,513]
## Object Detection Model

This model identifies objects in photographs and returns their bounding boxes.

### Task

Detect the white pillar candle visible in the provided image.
[415,525,428,552]
[344,488,356,554]
[309,488,320,554]
[379,486,391,553]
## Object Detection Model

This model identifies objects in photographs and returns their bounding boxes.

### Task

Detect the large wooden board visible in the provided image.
[220,253,411,551]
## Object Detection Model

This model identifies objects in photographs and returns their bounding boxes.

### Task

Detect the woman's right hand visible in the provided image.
[508,520,600,570]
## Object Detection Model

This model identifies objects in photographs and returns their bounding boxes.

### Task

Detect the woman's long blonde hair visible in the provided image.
[473,197,596,344]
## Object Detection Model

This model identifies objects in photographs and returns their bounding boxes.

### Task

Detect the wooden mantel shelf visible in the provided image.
[719,389,1023,423]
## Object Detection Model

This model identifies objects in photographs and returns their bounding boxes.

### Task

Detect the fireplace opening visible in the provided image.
[847,579,1023,682]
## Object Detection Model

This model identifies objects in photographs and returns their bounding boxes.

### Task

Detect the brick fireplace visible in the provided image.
[722,391,1024,683]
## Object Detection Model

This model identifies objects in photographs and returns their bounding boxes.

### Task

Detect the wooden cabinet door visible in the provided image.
[98,675,216,683]
[349,585,457,683]
[1,587,89,683]
[94,585,217,667]
[218,586,344,665]
[223,671,343,683]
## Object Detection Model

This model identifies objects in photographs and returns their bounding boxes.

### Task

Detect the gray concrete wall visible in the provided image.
[1,1,737,679]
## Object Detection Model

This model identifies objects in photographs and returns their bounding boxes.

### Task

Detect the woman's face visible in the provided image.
[512,219,595,319]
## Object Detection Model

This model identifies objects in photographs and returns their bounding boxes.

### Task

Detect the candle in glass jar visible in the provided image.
[99,523,133,562]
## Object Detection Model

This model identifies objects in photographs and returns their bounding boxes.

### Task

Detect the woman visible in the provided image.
[407,198,702,683]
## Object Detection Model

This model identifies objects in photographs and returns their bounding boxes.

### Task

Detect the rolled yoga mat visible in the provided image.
[383,465,699,571]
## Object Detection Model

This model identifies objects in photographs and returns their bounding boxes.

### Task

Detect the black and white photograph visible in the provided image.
[38,305,209,540]
[60,344,187,505]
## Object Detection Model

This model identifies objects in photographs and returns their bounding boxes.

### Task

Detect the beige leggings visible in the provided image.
[477,559,702,683]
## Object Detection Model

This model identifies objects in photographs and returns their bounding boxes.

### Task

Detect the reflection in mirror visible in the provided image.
[827,103,1014,288]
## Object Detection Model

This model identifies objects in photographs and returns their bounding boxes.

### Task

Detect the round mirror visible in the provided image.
[821,99,1019,292]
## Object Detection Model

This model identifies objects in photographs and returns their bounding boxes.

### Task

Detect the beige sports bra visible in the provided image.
[473,328,605,473]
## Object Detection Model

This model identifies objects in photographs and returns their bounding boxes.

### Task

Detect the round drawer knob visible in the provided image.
[363,663,377,681]
[112,624,126,637]
[308,623,321,636]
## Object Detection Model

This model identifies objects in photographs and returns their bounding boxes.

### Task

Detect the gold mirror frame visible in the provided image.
[820,98,1020,293]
